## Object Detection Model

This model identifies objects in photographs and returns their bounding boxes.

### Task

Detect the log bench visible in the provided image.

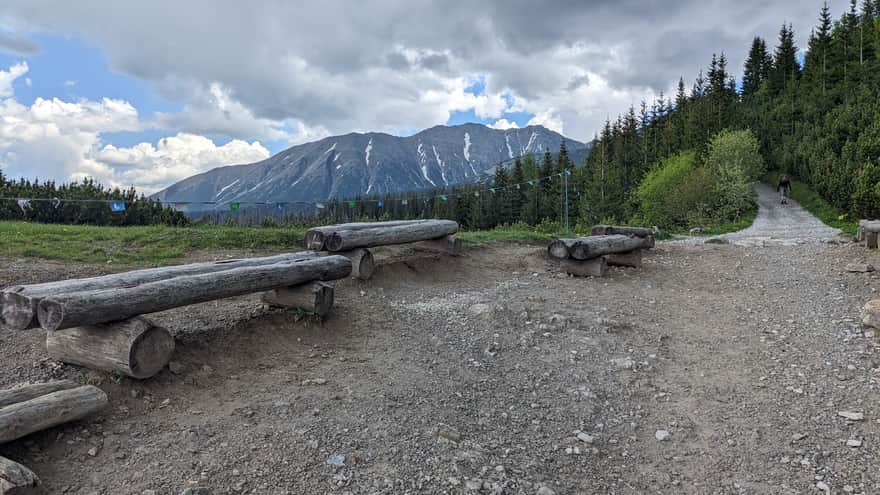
[2,253,352,379]
[859,220,880,248]
[304,220,461,280]
[548,227,655,277]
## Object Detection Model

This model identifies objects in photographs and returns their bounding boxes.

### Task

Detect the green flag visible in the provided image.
[229,202,240,211]
[440,195,448,201]
[348,200,356,208]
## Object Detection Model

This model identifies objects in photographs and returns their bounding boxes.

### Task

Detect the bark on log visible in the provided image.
[1,252,320,331]
[324,220,459,252]
[591,225,656,238]
[0,386,108,444]
[561,258,607,277]
[37,256,352,331]
[261,282,334,316]
[0,456,40,494]
[0,380,79,409]
[605,250,643,268]
[570,235,653,260]
[305,220,431,251]
[46,317,175,379]
[338,248,375,280]
[417,234,462,256]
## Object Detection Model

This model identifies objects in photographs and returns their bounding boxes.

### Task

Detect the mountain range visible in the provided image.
[154,123,590,210]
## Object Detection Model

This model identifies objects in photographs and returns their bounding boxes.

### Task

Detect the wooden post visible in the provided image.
[46,317,175,379]
[0,380,79,409]
[418,234,462,256]
[0,386,108,444]
[605,250,643,268]
[1,252,320,331]
[561,258,608,277]
[0,456,40,493]
[324,220,459,252]
[339,248,375,280]
[261,282,334,317]
[37,256,352,331]
[868,231,879,249]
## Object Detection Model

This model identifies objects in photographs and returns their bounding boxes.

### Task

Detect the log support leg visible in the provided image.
[46,317,175,379]
[605,250,643,268]
[262,281,335,317]
[561,258,608,277]
[339,248,375,280]
[419,235,462,256]
[867,231,879,249]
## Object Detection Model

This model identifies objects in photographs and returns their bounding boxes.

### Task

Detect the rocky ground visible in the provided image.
[1,188,879,494]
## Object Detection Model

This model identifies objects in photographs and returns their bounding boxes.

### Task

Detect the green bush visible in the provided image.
[636,151,710,227]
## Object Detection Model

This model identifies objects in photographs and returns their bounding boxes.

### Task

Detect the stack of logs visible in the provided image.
[547,225,656,277]
[858,220,880,248]
[0,380,109,492]
[304,219,461,280]
[0,252,352,379]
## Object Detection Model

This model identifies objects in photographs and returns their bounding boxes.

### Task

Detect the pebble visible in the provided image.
[576,432,594,444]
[326,454,345,466]
[87,447,98,457]
[816,481,830,493]
[301,378,327,386]
[838,411,865,421]
[536,486,556,495]
[846,439,862,447]
[845,263,875,273]
[611,357,635,370]
[655,430,671,441]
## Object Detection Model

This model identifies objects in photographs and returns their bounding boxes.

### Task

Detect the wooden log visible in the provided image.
[261,282,334,316]
[0,380,79,409]
[0,456,40,494]
[46,317,175,379]
[324,220,459,252]
[605,250,643,268]
[305,220,430,251]
[418,234,462,256]
[1,252,320,331]
[0,386,108,444]
[561,258,607,277]
[570,235,653,260]
[338,248,375,280]
[868,231,879,249]
[37,256,352,331]
[547,239,587,260]
[591,225,656,238]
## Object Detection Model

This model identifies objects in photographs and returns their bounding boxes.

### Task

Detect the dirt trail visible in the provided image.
[0,197,878,494]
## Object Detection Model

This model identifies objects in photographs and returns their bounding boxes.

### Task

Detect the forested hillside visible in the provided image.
[578,0,880,228]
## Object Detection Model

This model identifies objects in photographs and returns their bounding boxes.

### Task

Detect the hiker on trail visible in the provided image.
[777,174,791,204]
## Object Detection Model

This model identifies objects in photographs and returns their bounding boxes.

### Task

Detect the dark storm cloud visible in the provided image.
[0,31,39,55]
[0,0,841,140]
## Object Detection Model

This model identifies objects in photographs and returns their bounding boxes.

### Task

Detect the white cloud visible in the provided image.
[488,119,519,130]
[92,134,269,194]
[0,63,269,194]
[0,61,28,98]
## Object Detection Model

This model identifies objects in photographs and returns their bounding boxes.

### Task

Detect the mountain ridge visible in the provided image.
[154,123,589,210]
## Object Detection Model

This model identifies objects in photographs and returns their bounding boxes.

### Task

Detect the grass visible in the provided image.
[458,224,563,245]
[0,221,306,266]
[763,172,859,235]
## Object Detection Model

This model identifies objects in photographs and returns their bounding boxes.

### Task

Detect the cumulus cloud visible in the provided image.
[488,119,519,130]
[0,0,825,145]
[0,62,269,194]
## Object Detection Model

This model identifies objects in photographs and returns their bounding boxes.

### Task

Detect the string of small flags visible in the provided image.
[0,169,575,213]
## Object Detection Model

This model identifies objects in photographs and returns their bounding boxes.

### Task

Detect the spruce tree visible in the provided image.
[743,37,770,95]
[771,23,800,93]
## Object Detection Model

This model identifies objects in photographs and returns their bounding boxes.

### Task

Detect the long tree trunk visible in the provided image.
[261,282,335,317]
[0,380,79,409]
[324,220,458,252]
[0,386,108,444]
[0,456,40,494]
[569,235,653,260]
[591,225,656,238]
[46,317,175,379]
[305,220,432,251]
[37,256,352,331]
[2,252,320,331]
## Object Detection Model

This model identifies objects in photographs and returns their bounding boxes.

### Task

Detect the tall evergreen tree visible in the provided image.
[771,23,801,93]
[743,37,770,95]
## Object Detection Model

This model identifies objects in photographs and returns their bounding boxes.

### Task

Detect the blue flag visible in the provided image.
[109,200,126,212]
[377,200,384,208]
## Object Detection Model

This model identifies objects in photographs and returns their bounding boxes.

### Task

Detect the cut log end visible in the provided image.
[1,292,37,331]
[547,240,571,260]
[340,248,375,280]
[0,456,40,494]
[46,317,175,379]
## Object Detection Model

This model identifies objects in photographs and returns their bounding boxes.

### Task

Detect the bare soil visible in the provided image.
[1,190,879,494]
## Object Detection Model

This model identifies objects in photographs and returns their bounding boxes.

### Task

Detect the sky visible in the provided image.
[0,1,846,194]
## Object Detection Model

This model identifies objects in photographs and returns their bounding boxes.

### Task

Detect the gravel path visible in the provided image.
[0,201,877,494]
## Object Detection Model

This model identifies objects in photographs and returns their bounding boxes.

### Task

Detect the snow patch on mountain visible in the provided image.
[525,131,537,153]
[463,132,471,161]
[214,179,240,199]
[417,142,436,187]
[505,134,514,159]
[365,138,373,166]
[432,144,447,185]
